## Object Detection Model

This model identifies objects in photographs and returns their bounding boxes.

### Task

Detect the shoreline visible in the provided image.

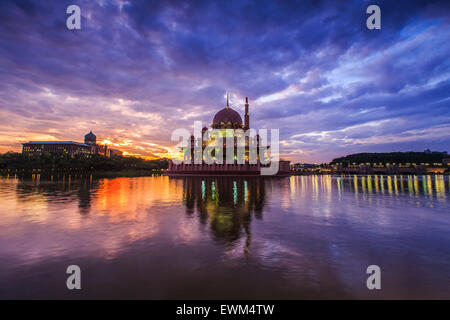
[0,169,166,178]
[0,170,448,180]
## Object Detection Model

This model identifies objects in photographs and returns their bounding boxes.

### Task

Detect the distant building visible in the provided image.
[96,145,108,156]
[22,131,122,157]
[22,141,91,157]
[292,163,319,169]
[84,131,97,145]
[424,149,447,155]
[108,148,123,157]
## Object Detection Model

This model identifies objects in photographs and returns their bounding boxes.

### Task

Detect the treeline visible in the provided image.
[0,152,169,171]
[331,152,446,165]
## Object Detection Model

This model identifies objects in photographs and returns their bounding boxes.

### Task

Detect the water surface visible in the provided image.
[0,174,449,299]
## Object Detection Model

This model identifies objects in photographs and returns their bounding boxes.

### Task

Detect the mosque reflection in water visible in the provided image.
[13,173,449,216]
[180,177,265,254]
[1,173,448,299]
[177,174,448,252]
[12,173,448,210]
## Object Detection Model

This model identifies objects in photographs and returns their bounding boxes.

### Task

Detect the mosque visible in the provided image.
[165,96,291,176]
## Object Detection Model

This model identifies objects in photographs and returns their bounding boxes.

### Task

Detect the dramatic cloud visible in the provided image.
[0,0,449,162]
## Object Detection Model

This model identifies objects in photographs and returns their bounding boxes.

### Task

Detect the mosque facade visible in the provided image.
[165,97,291,176]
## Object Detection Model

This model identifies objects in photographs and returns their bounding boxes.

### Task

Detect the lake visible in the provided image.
[0,174,449,299]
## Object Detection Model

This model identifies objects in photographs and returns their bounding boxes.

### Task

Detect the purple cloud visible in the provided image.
[0,0,449,162]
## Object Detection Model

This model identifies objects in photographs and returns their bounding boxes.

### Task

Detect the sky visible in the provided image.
[0,0,449,163]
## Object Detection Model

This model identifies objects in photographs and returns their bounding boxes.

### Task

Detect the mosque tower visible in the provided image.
[244,97,250,130]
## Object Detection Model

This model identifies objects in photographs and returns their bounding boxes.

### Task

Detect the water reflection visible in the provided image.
[281,174,449,201]
[12,174,101,216]
[181,177,265,254]
[3,173,448,228]
[0,174,449,299]
[325,174,448,201]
